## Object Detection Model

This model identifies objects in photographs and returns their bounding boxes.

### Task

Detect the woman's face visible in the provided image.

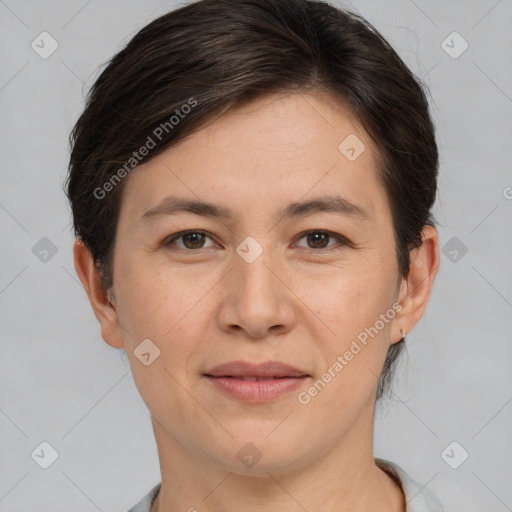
[102,92,410,473]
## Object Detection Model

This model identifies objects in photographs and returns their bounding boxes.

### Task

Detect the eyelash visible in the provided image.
[162,229,351,254]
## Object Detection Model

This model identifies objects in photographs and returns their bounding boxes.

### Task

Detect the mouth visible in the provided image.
[203,360,311,403]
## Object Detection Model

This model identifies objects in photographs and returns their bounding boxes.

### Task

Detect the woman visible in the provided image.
[65,0,443,510]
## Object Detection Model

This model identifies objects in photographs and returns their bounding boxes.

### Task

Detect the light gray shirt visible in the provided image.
[127,458,444,511]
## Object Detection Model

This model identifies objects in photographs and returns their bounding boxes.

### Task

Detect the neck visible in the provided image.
[149,409,405,512]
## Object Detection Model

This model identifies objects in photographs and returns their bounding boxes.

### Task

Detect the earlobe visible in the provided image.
[393,225,440,342]
[73,238,125,349]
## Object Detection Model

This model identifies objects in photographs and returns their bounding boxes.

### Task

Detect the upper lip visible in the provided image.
[204,360,309,378]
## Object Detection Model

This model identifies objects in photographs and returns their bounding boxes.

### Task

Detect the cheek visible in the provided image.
[114,257,205,339]
[299,263,394,339]
[296,264,397,407]
[297,277,395,418]
[113,258,224,391]
[114,263,206,410]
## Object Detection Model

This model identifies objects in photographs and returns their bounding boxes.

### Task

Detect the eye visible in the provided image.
[161,229,351,254]
[294,230,350,253]
[162,230,218,251]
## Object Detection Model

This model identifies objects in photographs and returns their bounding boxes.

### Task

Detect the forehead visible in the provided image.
[118,91,388,225]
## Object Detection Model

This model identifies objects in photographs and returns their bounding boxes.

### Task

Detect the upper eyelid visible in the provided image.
[298,231,352,251]
[164,230,217,246]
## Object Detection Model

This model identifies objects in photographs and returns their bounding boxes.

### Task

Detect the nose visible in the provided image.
[217,244,296,340]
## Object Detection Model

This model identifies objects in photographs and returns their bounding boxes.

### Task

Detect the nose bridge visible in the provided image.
[235,238,280,308]
[220,237,294,337]
[240,249,275,292]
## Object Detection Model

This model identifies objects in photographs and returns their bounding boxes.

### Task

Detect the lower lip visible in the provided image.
[205,376,309,403]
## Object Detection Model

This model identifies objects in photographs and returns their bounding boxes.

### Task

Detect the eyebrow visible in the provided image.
[140,194,370,223]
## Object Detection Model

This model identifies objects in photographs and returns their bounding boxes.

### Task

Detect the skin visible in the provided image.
[74,91,439,512]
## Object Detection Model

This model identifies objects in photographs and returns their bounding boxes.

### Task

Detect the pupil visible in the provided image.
[185,232,204,248]
[309,232,327,248]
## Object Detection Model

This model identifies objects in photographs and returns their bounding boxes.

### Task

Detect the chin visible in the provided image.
[207,434,314,478]
[224,451,309,478]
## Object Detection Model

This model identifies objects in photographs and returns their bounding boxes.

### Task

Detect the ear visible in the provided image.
[73,238,125,349]
[392,225,440,344]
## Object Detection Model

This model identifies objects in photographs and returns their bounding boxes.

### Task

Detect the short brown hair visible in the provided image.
[64,0,439,399]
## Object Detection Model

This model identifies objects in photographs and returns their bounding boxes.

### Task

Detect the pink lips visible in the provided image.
[203,360,310,403]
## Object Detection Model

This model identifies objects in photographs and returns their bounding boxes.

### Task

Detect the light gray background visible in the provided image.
[1,0,511,511]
